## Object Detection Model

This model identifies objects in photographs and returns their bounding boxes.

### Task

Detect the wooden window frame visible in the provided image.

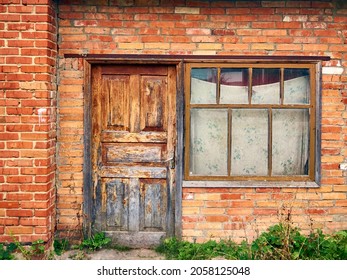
[184,62,319,183]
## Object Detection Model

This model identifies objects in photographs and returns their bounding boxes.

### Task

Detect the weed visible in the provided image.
[78,232,111,251]
[251,225,347,260]
[0,243,17,260]
[156,238,245,260]
[53,239,70,256]
[12,239,46,260]
[156,224,347,260]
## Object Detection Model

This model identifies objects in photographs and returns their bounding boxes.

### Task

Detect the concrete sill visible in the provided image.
[183,180,320,188]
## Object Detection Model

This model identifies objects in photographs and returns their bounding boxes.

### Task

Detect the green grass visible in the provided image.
[77,232,111,251]
[0,243,17,260]
[156,224,347,260]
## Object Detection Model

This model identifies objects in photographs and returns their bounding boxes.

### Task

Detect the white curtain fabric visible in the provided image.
[272,109,309,175]
[189,76,310,176]
[231,109,268,176]
[190,109,228,176]
[190,77,216,104]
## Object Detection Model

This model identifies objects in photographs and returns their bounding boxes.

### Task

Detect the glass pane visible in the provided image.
[190,109,228,176]
[251,68,280,104]
[220,68,249,104]
[272,109,310,176]
[284,68,310,104]
[190,68,217,104]
[231,109,268,176]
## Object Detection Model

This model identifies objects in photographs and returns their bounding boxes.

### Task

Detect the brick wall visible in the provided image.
[0,0,57,243]
[55,0,347,242]
[2,0,345,244]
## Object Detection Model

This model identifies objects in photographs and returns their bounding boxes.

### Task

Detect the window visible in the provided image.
[185,63,318,182]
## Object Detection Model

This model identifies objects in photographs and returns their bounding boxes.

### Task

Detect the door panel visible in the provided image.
[100,166,167,178]
[105,179,129,231]
[105,75,130,130]
[103,143,167,163]
[140,76,167,131]
[139,179,167,231]
[91,64,176,248]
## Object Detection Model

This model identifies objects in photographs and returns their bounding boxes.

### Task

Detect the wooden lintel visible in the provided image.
[64,53,330,62]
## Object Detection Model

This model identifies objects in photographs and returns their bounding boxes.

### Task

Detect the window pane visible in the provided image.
[252,68,280,104]
[220,68,249,104]
[231,109,268,176]
[190,68,217,104]
[272,109,310,175]
[190,109,228,176]
[284,68,310,104]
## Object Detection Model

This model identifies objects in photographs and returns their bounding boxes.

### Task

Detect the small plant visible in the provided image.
[0,243,17,260]
[78,232,111,251]
[300,229,347,260]
[12,238,46,260]
[251,225,347,260]
[156,238,244,260]
[53,239,70,256]
[156,224,347,260]
[251,223,304,260]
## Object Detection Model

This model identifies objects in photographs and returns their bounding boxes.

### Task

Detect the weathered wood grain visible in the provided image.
[139,180,167,231]
[105,75,130,130]
[106,179,129,231]
[140,76,167,131]
[100,166,167,178]
[104,143,166,163]
[101,65,168,76]
[101,131,167,143]
[92,64,177,247]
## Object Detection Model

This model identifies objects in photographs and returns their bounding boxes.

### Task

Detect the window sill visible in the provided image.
[182,180,320,188]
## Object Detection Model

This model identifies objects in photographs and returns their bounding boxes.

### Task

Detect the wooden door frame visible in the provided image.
[83,58,184,239]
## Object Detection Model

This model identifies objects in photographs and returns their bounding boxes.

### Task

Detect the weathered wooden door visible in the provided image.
[91,64,176,247]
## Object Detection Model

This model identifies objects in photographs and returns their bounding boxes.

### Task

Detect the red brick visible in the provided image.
[6,57,32,64]
[20,184,52,192]
[20,218,48,226]
[0,151,19,158]
[272,193,295,200]
[6,193,33,201]
[7,210,33,217]
[231,201,254,207]
[0,202,20,208]
[34,209,53,217]
[0,218,19,226]
[306,209,327,215]
[220,194,242,200]
[205,216,229,222]
[5,226,33,235]
[21,201,50,209]
[0,31,20,38]
[254,209,278,215]
[7,176,33,183]
[0,14,20,21]
[8,5,34,13]
[227,208,253,215]
[223,223,245,230]
[0,133,20,140]
[6,125,33,132]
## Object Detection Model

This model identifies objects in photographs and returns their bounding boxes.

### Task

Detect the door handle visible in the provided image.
[164,151,175,169]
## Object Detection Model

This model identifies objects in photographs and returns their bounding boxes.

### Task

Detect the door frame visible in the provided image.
[83,58,184,240]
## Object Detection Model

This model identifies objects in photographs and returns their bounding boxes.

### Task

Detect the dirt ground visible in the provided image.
[54,248,165,260]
